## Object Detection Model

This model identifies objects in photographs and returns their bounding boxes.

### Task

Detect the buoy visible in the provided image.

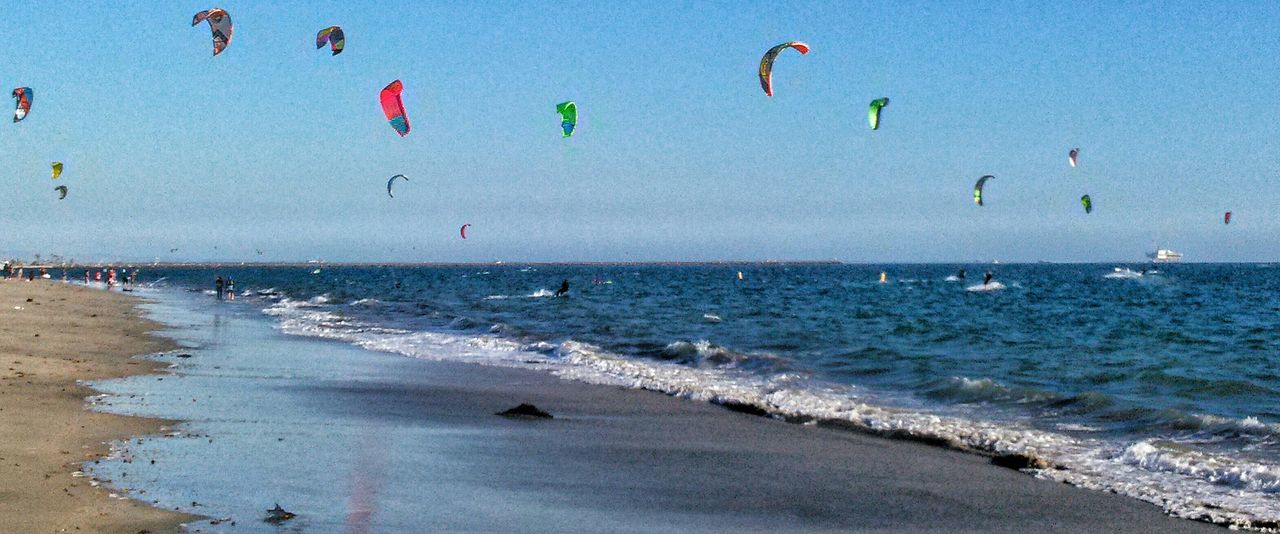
[879,272,887,284]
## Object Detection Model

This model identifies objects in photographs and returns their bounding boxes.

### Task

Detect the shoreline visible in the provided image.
[85,287,1220,531]
[0,281,198,533]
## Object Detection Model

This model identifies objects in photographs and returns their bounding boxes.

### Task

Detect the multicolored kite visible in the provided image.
[192,8,232,56]
[380,80,409,137]
[316,26,345,55]
[556,101,577,137]
[12,87,32,122]
[1225,211,1232,224]
[868,98,889,130]
[1081,194,1093,214]
[759,42,809,97]
[460,224,471,239]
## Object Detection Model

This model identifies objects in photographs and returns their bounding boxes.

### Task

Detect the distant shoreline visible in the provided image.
[29,260,846,269]
[16,260,1273,269]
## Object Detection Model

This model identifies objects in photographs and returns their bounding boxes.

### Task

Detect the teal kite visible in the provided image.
[868,98,889,130]
[55,185,67,200]
[556,101,577,137]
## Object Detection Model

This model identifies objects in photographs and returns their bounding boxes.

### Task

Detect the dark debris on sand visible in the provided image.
[990,453,1052,471]
[496,403,553,419]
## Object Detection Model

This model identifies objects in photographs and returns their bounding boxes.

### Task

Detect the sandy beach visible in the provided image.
[0,281,195,533]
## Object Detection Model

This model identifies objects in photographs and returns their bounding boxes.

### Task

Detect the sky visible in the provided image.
[1,1,1278,263]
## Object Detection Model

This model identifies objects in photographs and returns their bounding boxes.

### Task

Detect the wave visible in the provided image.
[484,289,557,300]
[257,295,1280,529]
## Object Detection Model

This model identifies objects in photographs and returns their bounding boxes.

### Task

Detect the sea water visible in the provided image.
[100,263,1280,526]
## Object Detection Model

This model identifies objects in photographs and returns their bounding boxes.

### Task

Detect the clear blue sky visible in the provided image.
[1,1,1277,263]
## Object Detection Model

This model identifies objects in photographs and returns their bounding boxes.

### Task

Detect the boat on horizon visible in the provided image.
[1147,248,1183,263]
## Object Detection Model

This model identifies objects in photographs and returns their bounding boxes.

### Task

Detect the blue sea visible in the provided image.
[95,263,1280,525]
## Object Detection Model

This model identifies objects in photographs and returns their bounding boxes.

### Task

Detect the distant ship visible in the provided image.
[1147,249,1183,263]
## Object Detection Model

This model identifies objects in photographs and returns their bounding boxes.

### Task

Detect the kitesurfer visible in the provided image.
[983,271,993,286]
[215,276,224,300]
[554,279,570,298]
[957,269,967,280]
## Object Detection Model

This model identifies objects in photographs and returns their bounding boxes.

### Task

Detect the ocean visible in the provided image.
[90,263,1280,526]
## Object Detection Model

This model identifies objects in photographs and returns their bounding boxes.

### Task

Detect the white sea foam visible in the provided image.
[259,296,1280,528]
[484,289,556,300]
[965,282,1006,292]
[1104,268,1144,279]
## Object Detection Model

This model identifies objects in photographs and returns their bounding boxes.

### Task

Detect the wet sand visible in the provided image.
[85,289,1218,532]
[0,281,195,533]
[308,359,1221,532]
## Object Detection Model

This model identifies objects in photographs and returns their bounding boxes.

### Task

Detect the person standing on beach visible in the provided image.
[215,276,224,300]
[225,279,235,301]
[84,271,90,285]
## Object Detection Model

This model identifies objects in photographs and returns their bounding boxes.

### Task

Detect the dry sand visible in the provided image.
[0,281,195,533]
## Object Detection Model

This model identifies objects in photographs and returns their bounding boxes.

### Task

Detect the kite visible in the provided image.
[54,185,67,200]
[1225,211,1232,224]
[758,42,809,97]
[380,80,409,136]
[1068,148,1079,168]
[868,98,889,130]
[316,26,345,55]
[51,162,63,180]
[556,101,577,137]
[192,8,232,56]
[973,175,994,206]
[387,174,407,198]
[1081,194,1093,214]
[460,224,471,239]
[12,88,32,122]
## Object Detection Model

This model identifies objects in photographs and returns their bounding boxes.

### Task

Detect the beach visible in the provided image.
[78,277,1219,532]
[0,281,195,533]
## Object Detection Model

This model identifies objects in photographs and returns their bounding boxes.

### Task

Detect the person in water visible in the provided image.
[554,279,570,297]
[957,268,967,280]
[215,276,224,300]
[983,271,993,286]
